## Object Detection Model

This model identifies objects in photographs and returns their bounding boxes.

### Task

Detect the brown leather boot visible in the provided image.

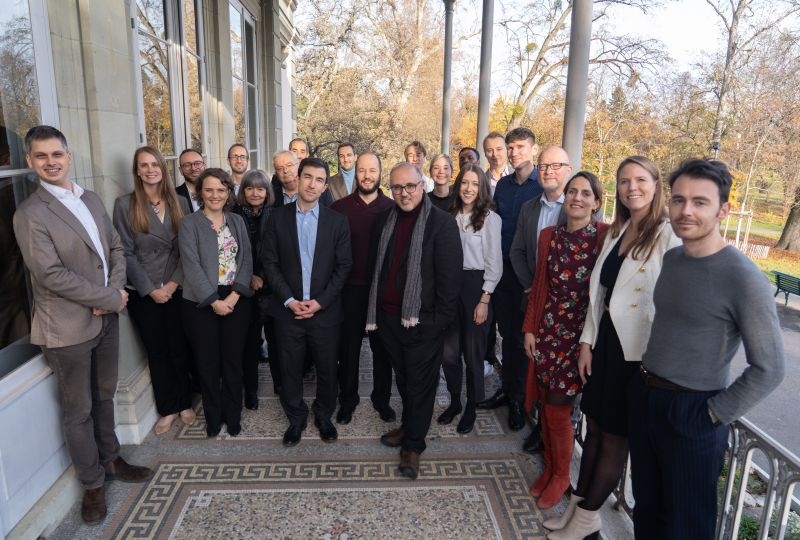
[380,427,405,447]
[81,486,107,524]
[398,450,420,480]
[105,457,154,483]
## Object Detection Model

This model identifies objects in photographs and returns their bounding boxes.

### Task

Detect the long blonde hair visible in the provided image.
[609,155,667,261]
[129,146,185,234]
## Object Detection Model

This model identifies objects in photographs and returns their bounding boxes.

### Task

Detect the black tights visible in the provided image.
[574,416,628,511]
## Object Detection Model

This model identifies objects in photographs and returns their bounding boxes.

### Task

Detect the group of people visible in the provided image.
[13,123,786,538]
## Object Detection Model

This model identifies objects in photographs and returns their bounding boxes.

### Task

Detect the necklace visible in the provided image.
[150,199,162,212]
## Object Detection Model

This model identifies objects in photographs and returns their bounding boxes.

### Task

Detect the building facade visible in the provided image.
[0,1,297,536]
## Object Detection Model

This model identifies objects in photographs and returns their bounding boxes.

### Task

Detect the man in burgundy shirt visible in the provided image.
[330,153,396,424]
[366,162,462,479]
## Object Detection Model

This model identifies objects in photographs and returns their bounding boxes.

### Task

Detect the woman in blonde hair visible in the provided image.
[545,156,680,540]
[113,146,194,435]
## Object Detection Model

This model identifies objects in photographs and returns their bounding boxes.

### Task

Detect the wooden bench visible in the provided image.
[773,271,800,305]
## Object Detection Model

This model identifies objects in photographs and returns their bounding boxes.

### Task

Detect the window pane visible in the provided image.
[229,4,242,79]
[183,0,198,54]
[233,76,244,143]
[136,0,167,40]
[247,84,257,148]
[244,19,255,83]
[0,172,38,352]
[185,53,203,150]
[0,3,42,169]
[139,33,174,155]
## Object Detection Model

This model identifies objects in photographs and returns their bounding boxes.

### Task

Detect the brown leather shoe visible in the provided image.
[81,486,107,524]
[398,449,420,480]
[105,457,154,483]
[380,427,405,447]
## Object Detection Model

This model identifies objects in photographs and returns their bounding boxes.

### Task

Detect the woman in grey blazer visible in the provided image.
[113,146,194,435]
[179,168,253,438]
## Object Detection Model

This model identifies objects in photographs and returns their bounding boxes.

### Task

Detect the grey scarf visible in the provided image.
[365,196,432,330]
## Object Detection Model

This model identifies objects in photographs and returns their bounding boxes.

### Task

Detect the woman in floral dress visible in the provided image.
[522,172,608,510]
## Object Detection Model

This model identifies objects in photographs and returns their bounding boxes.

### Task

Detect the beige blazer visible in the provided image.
[328,172,355,202]
[13,186,126,348]
[580,220,681,361]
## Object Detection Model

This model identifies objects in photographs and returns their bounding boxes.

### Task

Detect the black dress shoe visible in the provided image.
[376,405,397,422]
[476,389,509,410]
[244,392,259,410]
[207,425,221,438]
[315,417,338,442]
[437,402,462,425]
[522,423,544,454]
[336,407,354,424]
[456,407,476,434]
[282,419,307,447]
[508,401,525,431]
[227,424,241,437]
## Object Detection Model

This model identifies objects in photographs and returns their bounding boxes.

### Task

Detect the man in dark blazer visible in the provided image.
[509,145,572,454]
[367,162,463,480]
[12,126,153,525]
[262,157,352,447]
[176,148,205,212]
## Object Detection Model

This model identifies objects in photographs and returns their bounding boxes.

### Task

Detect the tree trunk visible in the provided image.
[776,187,800,252]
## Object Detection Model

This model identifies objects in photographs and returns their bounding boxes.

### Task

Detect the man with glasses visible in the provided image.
[176,149,206,212]
[272,149,333,208]
[479,128,543,434]
[510,146,572,453]
[227,143,250,195]
[367,162,462,479]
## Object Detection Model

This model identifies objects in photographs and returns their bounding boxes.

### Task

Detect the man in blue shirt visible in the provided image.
[262,157,352,447]
[478,127,543,435]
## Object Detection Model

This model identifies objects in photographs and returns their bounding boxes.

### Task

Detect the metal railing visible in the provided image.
[577,417,800,539]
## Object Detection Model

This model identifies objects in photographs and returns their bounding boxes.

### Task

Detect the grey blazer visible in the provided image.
[179,210,253,306]
[12,185,126,348]
[112,194,191,296]
[509,194,567,290]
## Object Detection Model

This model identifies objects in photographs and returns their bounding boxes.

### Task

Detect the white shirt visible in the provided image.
[41,181,109,285]
[423,174,434,193]
[455,210,503,293]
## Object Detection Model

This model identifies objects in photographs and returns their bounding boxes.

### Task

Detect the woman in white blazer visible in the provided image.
[545,156,681,539]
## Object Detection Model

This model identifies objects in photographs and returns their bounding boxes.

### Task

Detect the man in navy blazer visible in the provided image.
[261,157,352,447]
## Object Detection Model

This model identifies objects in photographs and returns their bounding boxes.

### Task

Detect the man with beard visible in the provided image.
[176,148,205,212]
[328,142,357,201]
[330,153,396,424]
[227,143,250,195]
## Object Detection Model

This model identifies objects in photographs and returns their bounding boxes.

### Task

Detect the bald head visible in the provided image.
[538,146,573,201]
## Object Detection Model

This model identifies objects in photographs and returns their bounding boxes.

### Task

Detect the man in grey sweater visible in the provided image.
[627,158,785,540]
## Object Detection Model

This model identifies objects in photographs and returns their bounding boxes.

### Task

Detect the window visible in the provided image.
[135,0,206,181]
[229,1,259,169]
[0,0,56,362]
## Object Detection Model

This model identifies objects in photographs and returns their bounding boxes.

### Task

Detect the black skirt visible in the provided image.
[579,310,640,436]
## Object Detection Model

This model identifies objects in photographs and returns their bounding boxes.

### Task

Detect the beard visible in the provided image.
[357,181,380,195]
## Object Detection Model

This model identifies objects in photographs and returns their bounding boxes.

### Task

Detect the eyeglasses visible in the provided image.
[389,182,422,195]
[539,162,570,171]
[275,165,296,173]
[228,154,248,161]
[180,160,205,170]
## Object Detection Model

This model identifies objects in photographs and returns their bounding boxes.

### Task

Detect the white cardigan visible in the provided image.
[580,220,681,361]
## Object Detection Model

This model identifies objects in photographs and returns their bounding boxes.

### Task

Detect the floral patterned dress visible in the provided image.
[532,223,603,396]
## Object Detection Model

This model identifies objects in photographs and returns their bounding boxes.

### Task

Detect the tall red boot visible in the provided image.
[529,399,551,497]
[537,403,574,509]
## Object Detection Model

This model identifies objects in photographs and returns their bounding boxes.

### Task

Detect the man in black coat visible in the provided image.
[367,162,463,479]
[262,157,352,446]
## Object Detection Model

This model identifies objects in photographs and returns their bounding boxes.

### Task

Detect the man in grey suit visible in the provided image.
[509,145,572,453]
[13,126,154,525]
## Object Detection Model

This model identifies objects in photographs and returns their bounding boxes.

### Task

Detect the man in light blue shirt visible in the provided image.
[262,157,352,447]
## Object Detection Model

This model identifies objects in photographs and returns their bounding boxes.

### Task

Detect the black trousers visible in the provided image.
[338,283,393,411]
[441,270,490,405]
[378,310,444,454]
[242,296,264,396]
[128,290,191,416]
[263,313,282,392]
[493,264,527,403]
[181,288,251,431]
[627,375,728,540]
[275,318,339,426]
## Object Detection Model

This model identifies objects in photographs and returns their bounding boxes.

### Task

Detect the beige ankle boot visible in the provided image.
[543,493,584,530]
[546,506,601,540]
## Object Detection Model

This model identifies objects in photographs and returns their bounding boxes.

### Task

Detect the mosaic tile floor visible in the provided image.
[47,341,567,539]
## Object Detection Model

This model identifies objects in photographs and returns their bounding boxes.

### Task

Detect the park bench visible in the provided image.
[773,271,800,305]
